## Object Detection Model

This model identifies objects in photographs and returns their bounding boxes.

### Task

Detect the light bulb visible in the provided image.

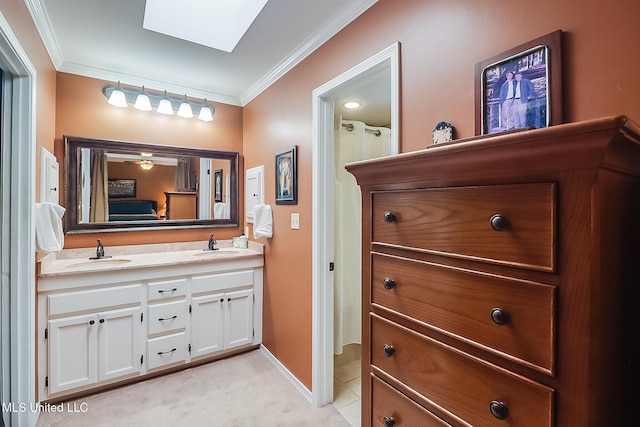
[157,91,174,115]
[107,82,128,108]
[177,95,193,118]
[134,87,152,111]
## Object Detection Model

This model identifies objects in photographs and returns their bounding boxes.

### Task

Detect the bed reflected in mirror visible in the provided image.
[64,135,239,234]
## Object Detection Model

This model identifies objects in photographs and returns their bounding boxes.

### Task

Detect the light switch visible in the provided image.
[291,213,300,230]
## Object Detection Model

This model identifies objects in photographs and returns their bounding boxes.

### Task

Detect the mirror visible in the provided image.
[64,135,239,234]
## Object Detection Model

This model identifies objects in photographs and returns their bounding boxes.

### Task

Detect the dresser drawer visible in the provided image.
[372,253,555,374]
[147,332,187,370]
[372,183,556,272]
[371,315,553,427]
[147,300,187,336]
[371,376,451,426]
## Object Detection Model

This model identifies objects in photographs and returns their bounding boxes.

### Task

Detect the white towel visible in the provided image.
[213,202,227,219]
[253,204,273,239]
[35,202,66,252]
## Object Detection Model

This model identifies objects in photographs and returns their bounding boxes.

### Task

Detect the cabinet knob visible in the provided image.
[383,211,396,223]
[489,400,509,420]
[490,214,509,231]
[383,344,395,357]
[383,277,396,290]
[99,318,105,324]
[89,320,95,325]
[383,416,396,427]
[490,308,510,325]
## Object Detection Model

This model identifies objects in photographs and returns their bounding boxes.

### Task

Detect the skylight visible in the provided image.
[143,0,269,53]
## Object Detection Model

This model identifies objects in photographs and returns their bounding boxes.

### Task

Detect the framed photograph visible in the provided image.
[475,30,562,135]
[108,179,136,198]
[275,145,297,205]
[214,169,223,202]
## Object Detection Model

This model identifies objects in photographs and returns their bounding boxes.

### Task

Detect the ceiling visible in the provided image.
[30,0,389,124]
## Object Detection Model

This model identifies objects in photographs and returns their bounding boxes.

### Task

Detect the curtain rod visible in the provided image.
[341,123,382,136]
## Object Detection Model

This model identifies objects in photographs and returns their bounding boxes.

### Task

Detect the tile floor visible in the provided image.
[332,344,362,426]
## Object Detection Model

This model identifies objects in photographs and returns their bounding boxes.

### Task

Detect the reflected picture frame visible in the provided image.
[214,169,223,202]
[275,145,297,205]
[108,179,136,198]
[475,30,563,135]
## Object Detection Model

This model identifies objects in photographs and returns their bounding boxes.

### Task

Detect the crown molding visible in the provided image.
[24,0,64,68]
[240,0,379,106]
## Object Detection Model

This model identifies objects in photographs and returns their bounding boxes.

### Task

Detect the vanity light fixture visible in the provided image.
[107,81,128,108]
[134,86,152,111]
[198,99,214,122]
[157,90,174,115]
[102,83,215,121]
[177,95,194,118]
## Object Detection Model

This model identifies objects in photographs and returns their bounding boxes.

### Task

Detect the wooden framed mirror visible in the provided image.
[64,135,239,234]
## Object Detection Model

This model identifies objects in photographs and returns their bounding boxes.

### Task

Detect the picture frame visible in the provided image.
[107,179,136,198]
[475,30,563,135]
[214,169,223,202]
[275,145,297,205]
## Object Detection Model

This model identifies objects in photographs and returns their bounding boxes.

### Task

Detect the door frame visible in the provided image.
[311,42,399,407]
[0,11,37,427]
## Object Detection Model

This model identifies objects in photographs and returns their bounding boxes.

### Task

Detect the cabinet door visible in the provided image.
[48,313,98,394]
[98,306,143,382]
[191,293,225,358]
[225,289,253,349]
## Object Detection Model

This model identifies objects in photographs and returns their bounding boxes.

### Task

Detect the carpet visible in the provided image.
[36,349,351,427]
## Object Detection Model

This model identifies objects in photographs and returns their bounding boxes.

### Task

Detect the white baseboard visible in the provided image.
[260,344,312,403]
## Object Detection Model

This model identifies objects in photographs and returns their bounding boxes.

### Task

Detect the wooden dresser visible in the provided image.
[164,191,198,220]
[346,116,640,427]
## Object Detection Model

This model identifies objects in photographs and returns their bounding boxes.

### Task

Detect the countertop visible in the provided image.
[38,240,264,278]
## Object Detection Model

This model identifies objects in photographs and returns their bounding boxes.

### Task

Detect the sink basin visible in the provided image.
[193,249,240,257]
[67,258,132,268]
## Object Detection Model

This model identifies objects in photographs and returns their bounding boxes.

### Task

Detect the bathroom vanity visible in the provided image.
[37,241,263,402]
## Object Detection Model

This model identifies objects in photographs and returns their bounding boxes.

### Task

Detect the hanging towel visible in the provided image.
[253,204,273,239]
[35,202,66,252]
[213,202,227,219]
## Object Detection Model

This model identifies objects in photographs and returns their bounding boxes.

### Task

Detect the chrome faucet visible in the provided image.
[207,234,218,251]
[90,239,111,259]
[96,239,105,258]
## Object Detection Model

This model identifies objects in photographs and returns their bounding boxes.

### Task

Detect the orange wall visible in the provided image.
[1,0,57,201]
[244,0,640,389]
[55,73,244,248]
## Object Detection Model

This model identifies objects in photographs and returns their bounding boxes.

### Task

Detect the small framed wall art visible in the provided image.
[474,30,563,135]
[275,145,297,205]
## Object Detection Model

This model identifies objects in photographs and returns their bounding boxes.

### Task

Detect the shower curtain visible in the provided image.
[334,119,391,354]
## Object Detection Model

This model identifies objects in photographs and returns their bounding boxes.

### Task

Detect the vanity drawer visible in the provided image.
[371,315,553,427]
[147,332,187,370]
[191,270,253,295]
[371,376,451,426]
[147,300,187,336]
[48,284,142,316]
[371,253,555,374]
[147,278,187,301]
[372,183,556,272]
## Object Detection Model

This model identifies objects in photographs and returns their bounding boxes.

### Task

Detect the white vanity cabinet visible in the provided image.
[191,271,256,359]
[44,284,143,396]
[38,244,264,402]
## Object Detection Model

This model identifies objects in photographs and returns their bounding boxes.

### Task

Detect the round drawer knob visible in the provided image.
[489,400,509,420]
[490,308,510,325]
[383,416,396,427]
[490,214,509,231]
[383,211,396,223]
[89,320,95,325]
[383,344,395,357]
[99,318,105,324]
[383,277,396,290]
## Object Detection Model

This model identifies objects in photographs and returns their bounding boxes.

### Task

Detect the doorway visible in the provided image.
[311,43,400,408]
[0,12,37,427]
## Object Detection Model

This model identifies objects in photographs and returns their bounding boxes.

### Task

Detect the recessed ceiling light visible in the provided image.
[343,101,361,109]
[143,0,269,53]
